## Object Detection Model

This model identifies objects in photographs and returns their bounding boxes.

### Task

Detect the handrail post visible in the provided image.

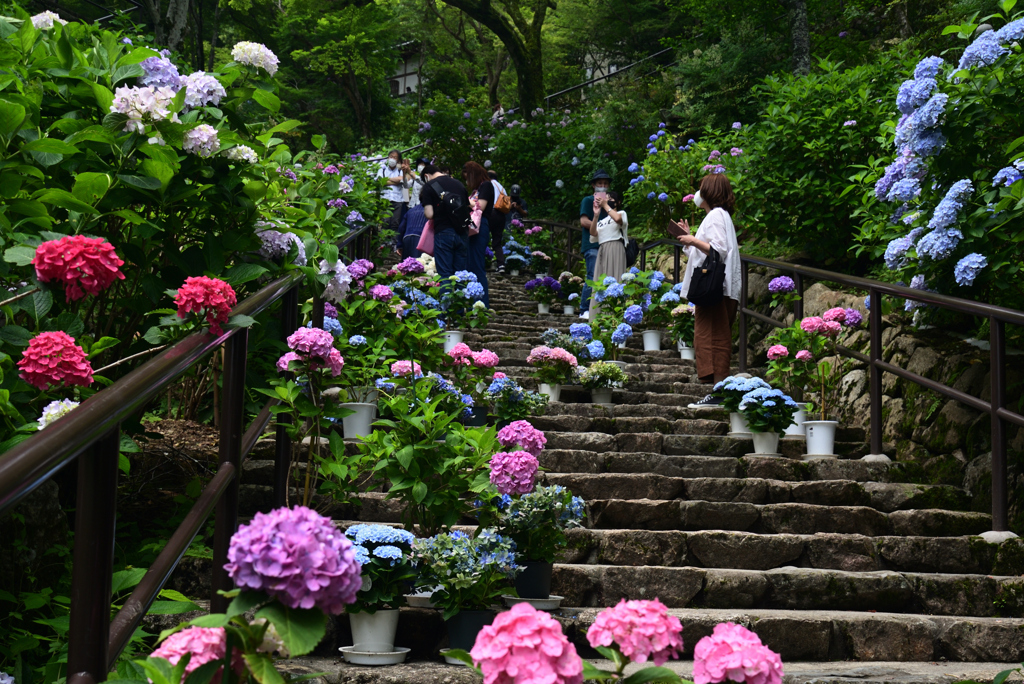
[640,247,647,272]
[990,316,1007,532]
[275,288,299,508]
[673,246,681,285]
[793,273,804,321]
[869,288,883,456]
[67,427,120,684]
[210,330,249,613]
[738,263,748,373]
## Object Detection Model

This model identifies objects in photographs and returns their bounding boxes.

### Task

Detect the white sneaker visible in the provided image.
[579,311,590,320]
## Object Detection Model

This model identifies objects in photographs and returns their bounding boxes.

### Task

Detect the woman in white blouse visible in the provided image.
[672,174,742,404]
[587,191,627,317]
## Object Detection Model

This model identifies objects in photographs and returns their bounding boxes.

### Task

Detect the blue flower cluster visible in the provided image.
[487,377,525,401]
[672,282,684,294]
[660,291,681,305]
[308,318,343,337]
[623,305,644,326]
[463,281,486,300]
[352,545,371,565]
[628,162,640,173]
[375,378,397,392]
[884,228,924,270]
[602,276,618,286]
[958,30,1009,70]
[916,227,963,261]
[427,372,474,418]
[346,523,417,547]
[714,376,770,395]
[927,179,973,231]
[896,77,937,115]
[373,545,404,566]
[904,274,930,311]
[604,283,625,299]
[640,293,652,312]
[738,387,798,411]
[586,340,605,360]
[569,323,593,342]
[993,166,1022,187]
[953,252,987,287]
[454,270,478,283]
[348,335,367,346]
[611,323,632,344]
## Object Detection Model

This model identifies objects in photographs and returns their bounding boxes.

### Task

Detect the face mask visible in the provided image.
[388,158,398,169]
[693,190,705,208]
[417,165,425,174]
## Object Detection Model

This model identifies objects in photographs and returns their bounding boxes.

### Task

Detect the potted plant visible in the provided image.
[799,308,861,456]
[577,361,628,404]
[711,376,771,436]
[564,292,580,315]
[524,276,562,314]
[526,346,578,403]
[530,250,551,276]
[738,386,800,455]
[503,238,531,276]
[344,524,417,656]
[557,271,584,314]
[668,299,696,360]
[438,271,489,351]
[411,530,521,653]
[764,322,824,438]
[331,335,394,439]
[484,375,550,426]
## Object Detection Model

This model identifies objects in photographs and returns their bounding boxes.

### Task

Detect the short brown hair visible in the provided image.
[699,174,736,214]
[462,161,489,192]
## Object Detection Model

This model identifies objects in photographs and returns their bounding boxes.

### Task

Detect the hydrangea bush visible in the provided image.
[476,485,586,563]
[344,524,417,613]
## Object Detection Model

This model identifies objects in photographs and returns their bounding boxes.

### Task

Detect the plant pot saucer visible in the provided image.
[439,648,466,665]
[404,592,438,608]
[801,453,839,461]
[727,431,752,438]
[748,452,782,458]
[501,594,563,610]
[782,434,806,440]
[340,646,410,666]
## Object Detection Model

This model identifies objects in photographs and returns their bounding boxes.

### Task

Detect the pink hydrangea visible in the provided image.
[586,599,684,666]
[391,360,422,376]
[448,343,473,363]
[821,321,843,337]
[224,506,362,614]
[692,622,783,684]
[799,316,824,334]
[497,420,547,456]
[489,450,539,495]
[471,602,583,684]
[369,284,394,301]
[150,627,245,684]
[17,331,94,390]
[766,345,789,361]
[175,276,237,336]
[276,351,301,372]
[526,346,552,364]
[547,347,578,367]
[822,307,847,323]
[33,235,125,301]
[493,372,507,380]
[287,327,335,357]
[471,349,500,368]
[795,350,813,362]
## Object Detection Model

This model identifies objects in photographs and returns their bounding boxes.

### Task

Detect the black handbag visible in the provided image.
[624,237,640,267]
[686,248,726,307]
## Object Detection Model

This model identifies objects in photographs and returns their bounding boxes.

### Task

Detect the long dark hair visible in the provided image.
[463,161,489,192]
[699,174,736,214]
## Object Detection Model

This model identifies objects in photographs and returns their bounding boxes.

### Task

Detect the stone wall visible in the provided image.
[742,269,1024,533]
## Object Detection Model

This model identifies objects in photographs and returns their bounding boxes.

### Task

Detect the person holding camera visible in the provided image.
[579,169,612,320]
[586,191,628,317]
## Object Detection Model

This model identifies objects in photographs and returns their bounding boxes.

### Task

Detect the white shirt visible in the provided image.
[378,163,407,203]
[680,207,741,302]
[408,177,425,208]
[589,211,628,245]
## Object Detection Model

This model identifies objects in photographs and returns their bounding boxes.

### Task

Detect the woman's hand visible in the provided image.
[670,219,691,236]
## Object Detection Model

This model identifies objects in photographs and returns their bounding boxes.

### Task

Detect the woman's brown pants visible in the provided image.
[694,297,738,383]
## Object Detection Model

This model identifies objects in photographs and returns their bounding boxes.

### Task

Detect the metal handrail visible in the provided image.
[532,218,1022,533]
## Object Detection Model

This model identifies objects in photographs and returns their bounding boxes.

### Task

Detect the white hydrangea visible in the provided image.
[555,179,564,189]
[110,86,178,134]
[227,145,258,164]
[31,11,67,29]
[231,41,280,76]
[319,259,352,304]
[577,143,585,150]
[182,71,227,108]
[252,619,290,657]
[621,273,636,282]
[483,160,492,168]
[183,124,220,158]
[38,399,79,430]
[473,300,486,310]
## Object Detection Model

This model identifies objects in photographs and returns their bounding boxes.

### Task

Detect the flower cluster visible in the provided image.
[182,71,226,108]
[31,10,68,29]
[395,257,425,275]
[37,398,80,429]
[954,252,987,287]
[140,50,182,89]
[569,323,593,342]
[150,627,246,684]
[471,603,583,684]
[278,327,343,376]
[110,85,177,134]
[348,259,375,283]
[496,420,547,456]
[768,276,795,294]
[256,223,306,265]
[391,360,423,377]
[489,450,539,495]
[320,259,353,304]
[17,332,94,390]
[175,276,236,335]
[227,144,258,164]
[586,599,684,666]
[225,506,362,614]
[693,622,783,684]
[611,323,632,345]
[33,235,125,301]
[231,41,280,76]
[183,124,220,157]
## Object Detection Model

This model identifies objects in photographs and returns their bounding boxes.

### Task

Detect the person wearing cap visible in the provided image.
[579,169,612,319]
[407,157,430,209]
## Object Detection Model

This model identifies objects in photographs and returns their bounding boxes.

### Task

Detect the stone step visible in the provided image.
[587,499,992,537]
[549,563,1024,617]
[559,528,1024,575]
[533,415,729,436]
[543,431,871,459]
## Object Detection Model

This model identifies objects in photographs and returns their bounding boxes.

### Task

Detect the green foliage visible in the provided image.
[477,485,585,563]
[577,361,628,390]
[483,376,549,424]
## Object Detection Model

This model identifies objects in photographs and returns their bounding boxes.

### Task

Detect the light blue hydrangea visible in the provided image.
[611,323,632,344]
[308,317,343,337]
[651,271,666,282]
[993,166,1022,187]
[958,30,1009,70]
[602,276,618,286]
[914,56,944,80]
[887,177,921,202]
[454,270,478,283]
[570,323,593,342]
[927,179,973,231]
[995,17,1024,42]
[660,291,681,305]
[954,253,987,286]
[658,193,669,202]
[672,282,684,294]
[909,128,946,157]
[641,293,652,311]
[352,545,371,565]
[605,283,625,299]
[896,77,936,114]
[914,93,948,129]
[586,340,605,359]
[623,305,643,325]
[904,274,929,311]
[463,282,486,300]
[345,524,416,546]
[629,267,640,275]
[917,228,963,261]
[348,335,367,346]
[647,192,656,199]
[628,162,640,173]
[373,545,404,566]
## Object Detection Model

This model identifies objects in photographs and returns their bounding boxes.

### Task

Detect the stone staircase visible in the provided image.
[235,272,1024,669]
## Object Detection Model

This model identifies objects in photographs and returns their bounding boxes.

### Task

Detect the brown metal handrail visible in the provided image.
[533,219,1022,533]
[0,222,374,683]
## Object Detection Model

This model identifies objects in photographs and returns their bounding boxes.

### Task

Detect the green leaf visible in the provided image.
[582,661,618,680]
[0,100,26,138]
[72,172,111,204]
[266,119,301,135]
[244,653,286,684]
[117,174,162,191]
[226,590,266,618]
[111,567,147,594]
[442,649,476,668]
[412,480,428,504]
[29,288,51,322]
[4,245,36,266]
[35,188,100,215]
[147,599,202,614]
[0,324,34,346]
[87,336,120,358]
[992,667,1020,684]
[224,263,267,285]
[140,160,175,192]
[185,613,232,628]
[252,89,281,112]
[119,434,141,453]
[118,453,130,475]
[143,326,166,345]
[254,601,326,657]
[21,138,79,155]
[620,667,685,684]
[102,112,129,131]
[396,444,414,469]
[228,314,257,329]
[91,83,114,114]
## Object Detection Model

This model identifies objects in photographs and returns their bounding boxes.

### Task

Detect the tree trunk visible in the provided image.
[164,0,192,53]
[783,0,811,76]
[207,0,222,71]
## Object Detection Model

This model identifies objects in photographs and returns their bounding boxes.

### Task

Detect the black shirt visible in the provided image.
[419,176,470,233]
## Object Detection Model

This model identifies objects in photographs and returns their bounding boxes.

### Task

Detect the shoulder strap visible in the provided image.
[429,180,446,196]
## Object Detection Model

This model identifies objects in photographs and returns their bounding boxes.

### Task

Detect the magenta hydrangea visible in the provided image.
[799,317,824,333]
[692,622,783,684]
[586,599,684,666]
[497,420,547,456]
[489,450,539,495]
[348,258,374,282]
[287,327,335,358]
[369,284,394,301]
[822,307,847,323]
[471,602,583,684]
[766,345,788,361]
[150,627,246,684]
[471,349,500,368]
[224,506,361,614]
[396,257,425,275]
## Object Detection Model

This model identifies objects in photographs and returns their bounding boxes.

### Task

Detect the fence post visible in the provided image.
[673,247,681,285]
[793,273,804,321]
[210,330,249,613]
[869,288,883,456]
[738,263,748,373]
[990,316,1008,532]
[66,427,120,684]
[275,287,299,508]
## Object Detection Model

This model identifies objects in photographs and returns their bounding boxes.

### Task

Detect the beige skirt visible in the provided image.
[589,239,628,317]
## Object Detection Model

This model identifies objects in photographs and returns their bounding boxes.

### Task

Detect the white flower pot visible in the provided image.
[476,381,487,394]
[729,412,751,436]
[563,305,575,315]
[677,341,695,360]
[510,269,520,276]
[617,342,627,349]
[443,330,464,353]
[349,608,400,653]
[805,420,839,456]
[538,383,561,402]
[642,330,663,352]
[591,388,613,404]
[750,431,780,455]
[538,303,550,314]
[348,387,379,404]
[537,272,548,278]
[784,407,808,438]
[341,402,377,440]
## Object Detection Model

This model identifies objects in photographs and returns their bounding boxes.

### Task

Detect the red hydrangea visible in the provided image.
[489,450,539,495]
[471,602,583,684]
[693,622,783,684]
[17,331,94,390]
[587,598,684,666]
[174,276,237,335]
[150,627,246,684]
[32,235,125,301]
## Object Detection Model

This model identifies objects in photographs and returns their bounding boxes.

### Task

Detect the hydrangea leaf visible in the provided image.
[254,602,326,657]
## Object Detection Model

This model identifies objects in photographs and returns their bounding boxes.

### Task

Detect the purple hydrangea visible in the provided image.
[346,210,364,224]
[905,274,930,311]
[278,167,298,181]
[732,122,742,129]
[182,71,226,108]
[843,308,863,328]
[348,259,374,281]
[953,253,987,286]
[396,257,425,275]
[140,50,182,89]
[768,276,795,294]
[183,124,220,158]
[327,198,348,209]
[369,284,394,301]
[224,506,362,614]
[623,304,643,326]
[324,302,338,318]
[958,30,1009,70]
[256,224,307,265]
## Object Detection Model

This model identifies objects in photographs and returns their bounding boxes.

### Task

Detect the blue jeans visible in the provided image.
[469,217,490,309]
[580,248,599,313]
[434,229,469,281]
[402,235,421,260]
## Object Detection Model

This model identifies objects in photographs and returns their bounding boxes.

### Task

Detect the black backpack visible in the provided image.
[430,181,472,233]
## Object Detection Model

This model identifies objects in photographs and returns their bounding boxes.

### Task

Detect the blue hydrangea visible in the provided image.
[658,193,669,202]
[909,128,947,157]
[629,267,641,275]
[713,376,770,394]
[463,282,486,300]
[738,387,798,411]
[641,293,652,311]
[605,283,625,299]
[375,378,396,392]
[649,134,659,142]
[623,305,643,325]
[887,177,921,202]
[352,545,371,565]
[611,323,632,344]
[660,291,681,305]
[864,295,871,310]
[657,130,667,137]
[917,228,963,261]
[454,270,478,283]
[954,253,987,286]
[569,323,593,342]
[927,179,973,230]
[647,279,661,292]
[636,176,645,182]
[586,340,605,359]
[996,18,1024,42]
[308,317,343,337]
[348,335,367,346]
[896,77,936,114]
[687,139,696,144]
[602,276,618,286]
[487,377,524,401]
[993,166,1022,187]
[914,93,948,129]
[958,30,1009,70]
[905,274,929,311]
[647,192,656,199]
[651,271,666,282]
[345,524,417,546]
[628,162,640,173]
[648,148,658,155]
[629,178,639,185]
[372,545,404,566]
[672,282,684,294]
[914,56,944,80]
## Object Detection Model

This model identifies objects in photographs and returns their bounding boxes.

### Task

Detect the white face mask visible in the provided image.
[693,190,705,208]
[388,158,398,169]
[417,165,425,174]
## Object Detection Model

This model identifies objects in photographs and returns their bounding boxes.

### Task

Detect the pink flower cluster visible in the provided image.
[525,226,544,236]
[586,599,684,666]
[369,284,394,301]
[799,316,823,333]
[493,371,507,380]
[795,350,813,362]
[33,235,125,301]
[497,420,547,456]
[17,331,94,390]
[527,346,577,367]
[693,622,783,684]
[278,327,343,376]
[471,602,583,684]
[472,349,500,368]
[150,627,245,684]
[448,343,473,365]
[822,307,846,323]
[175,276,237,336]
[391,360,422,376]
[766,345,788,360]
[224,505,362,614]
[489,450,539,495]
